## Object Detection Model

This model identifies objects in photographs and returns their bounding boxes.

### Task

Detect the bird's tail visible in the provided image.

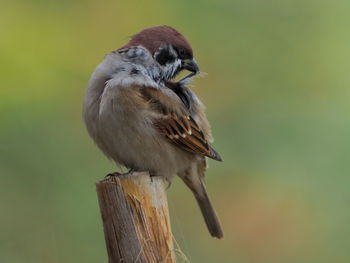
[182,172,224,239]
[193,182,224,239]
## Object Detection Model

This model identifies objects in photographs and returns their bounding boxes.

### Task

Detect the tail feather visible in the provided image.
[194,187,224,239]
[181,160,224,238]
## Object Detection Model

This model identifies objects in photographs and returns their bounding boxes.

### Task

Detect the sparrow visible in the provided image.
[83,26,223,238]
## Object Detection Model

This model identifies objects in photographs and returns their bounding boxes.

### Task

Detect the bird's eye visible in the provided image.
[178,48,186,57]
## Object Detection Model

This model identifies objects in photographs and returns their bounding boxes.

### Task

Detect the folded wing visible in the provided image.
[141,86,222,161]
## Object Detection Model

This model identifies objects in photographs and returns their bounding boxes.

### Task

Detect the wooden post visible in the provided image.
[96,172,176,263]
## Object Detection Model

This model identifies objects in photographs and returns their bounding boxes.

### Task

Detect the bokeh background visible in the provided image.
[1,0,350,262]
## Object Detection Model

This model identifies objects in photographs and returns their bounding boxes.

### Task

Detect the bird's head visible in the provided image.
[120,26,199,81]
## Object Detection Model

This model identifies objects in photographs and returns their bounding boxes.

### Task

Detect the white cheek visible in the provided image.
[162,59,182,78]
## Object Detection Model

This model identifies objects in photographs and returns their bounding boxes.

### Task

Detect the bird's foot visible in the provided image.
[104,172,122,179]
[105,169,140,179]
[148,173,156,183]
[127,168,135,175]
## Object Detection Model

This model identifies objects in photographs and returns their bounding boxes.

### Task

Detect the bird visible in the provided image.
[83,26,223,238]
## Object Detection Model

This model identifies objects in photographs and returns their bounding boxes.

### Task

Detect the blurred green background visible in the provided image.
[1,0,350,262]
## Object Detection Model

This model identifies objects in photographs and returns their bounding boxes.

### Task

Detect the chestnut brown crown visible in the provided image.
[121,26,193,59]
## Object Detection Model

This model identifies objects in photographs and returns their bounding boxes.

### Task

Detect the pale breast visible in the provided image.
[84,51,194,178]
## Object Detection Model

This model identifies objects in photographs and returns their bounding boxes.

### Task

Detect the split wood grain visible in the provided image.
[96,172,176,263]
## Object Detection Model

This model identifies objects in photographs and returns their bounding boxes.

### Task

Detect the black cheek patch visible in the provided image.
[155,47,176,65]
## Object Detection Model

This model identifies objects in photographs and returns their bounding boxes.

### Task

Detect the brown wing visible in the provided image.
[154,114,222,161]
[140,86,222,161]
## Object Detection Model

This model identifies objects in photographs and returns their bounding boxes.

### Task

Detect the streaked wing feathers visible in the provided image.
[141,86,222,161]
[155,114,222,161]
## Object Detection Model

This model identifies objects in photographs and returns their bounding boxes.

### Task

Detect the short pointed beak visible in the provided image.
[182,59,200,73]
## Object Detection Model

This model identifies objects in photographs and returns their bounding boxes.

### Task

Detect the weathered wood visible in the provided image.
[96,172,176,263]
